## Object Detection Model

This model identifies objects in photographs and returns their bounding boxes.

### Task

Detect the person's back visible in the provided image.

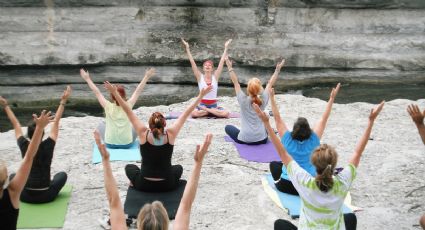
[237,88,269,143]
[104,100,134,146]
[139,131,174,178]
[18,137,54,189]
[280,128,320,179]
[0,188,19,230]
[287,160,355,229]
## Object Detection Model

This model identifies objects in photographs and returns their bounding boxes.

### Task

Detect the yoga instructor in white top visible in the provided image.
[181,38,232,118]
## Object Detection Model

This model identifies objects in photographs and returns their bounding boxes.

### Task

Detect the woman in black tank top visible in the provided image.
[0,111,53,230]
[1,87,71,204]
[105,81,212,192]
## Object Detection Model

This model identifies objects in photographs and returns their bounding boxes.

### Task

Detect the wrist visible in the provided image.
[416,122,425,127]
[228,68,234,72]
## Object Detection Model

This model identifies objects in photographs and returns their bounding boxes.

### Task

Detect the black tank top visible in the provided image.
[18,136,55,188]
[140,131,174,178]
[0,189,19,230]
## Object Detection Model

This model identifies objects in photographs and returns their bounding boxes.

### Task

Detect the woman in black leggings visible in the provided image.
[0,87,71,203]
[274,214,357,230]
[105,81,211,192]
[0,111,52,229]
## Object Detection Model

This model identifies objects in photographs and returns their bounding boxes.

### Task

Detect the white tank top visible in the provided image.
[197,74,218,100]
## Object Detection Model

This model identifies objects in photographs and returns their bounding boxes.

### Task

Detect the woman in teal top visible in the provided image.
[269,84,340,195]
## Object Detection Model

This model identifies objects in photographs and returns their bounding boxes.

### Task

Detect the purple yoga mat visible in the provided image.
[224,136,281,163]
[166,111,240,119]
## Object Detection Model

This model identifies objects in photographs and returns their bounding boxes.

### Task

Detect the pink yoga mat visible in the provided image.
[166,111,240,119]
[224,136,281,163]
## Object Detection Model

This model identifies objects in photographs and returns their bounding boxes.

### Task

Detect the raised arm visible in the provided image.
[80,69,108,108]
[104,82,147,136]
[349,101,385,168]
[253,104,293,166]
[214,39,232,81]
[225,56,241,94]
[167,86,212,137]
[265,59,285,92]
[50,86,72,141]
[94,131,127,230]
[313,83,341,139]
[407,104,425,145]
[181,38,201,81]
[174,133,212,230]
[8,111,53,208]
[270,89,288,138]
[127,68,156,106]
[0,96,23,139]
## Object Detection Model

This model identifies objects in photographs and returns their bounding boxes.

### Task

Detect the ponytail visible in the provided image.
[311,144,338,193]
[148,112,166,139]
[315,164,334,192]
[251,95,263,106]
[247,77,263,106]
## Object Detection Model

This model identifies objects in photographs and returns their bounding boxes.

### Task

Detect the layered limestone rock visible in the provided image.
[0,0,424,104]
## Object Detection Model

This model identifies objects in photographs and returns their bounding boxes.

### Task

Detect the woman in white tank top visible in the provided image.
[182,38,232,118]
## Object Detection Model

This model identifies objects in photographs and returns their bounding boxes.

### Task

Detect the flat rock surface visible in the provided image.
[0,94,424,229]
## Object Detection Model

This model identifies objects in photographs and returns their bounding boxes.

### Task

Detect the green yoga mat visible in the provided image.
[17,184,72,229]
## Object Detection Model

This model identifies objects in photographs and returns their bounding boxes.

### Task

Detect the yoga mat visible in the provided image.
[262,175,355,219]
[165,111,240,120]
[17,184,72,228]
[92,141,140,164]
[124,180,187,220]
[224,136,280,163]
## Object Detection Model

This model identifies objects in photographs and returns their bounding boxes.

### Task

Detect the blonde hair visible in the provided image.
[247,78,263,106]
[311,144,338,193]
[137,201,169,230]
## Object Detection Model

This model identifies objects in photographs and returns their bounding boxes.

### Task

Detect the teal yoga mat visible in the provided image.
[262,174,352,219]
[17,184,72,228]
[91,141,140,164]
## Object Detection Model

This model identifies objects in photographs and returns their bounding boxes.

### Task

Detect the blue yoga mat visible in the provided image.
[262,174,352,219]
[91,141,141,164]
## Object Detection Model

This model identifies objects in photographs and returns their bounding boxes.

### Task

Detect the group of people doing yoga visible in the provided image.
[0,38,424,230]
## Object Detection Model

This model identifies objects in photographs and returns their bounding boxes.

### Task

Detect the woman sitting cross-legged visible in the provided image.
[224,56,285,145]
[105,81,212,192]
[80,68,155,149]
[94,130,213,230]
[253,101,385,230]
[0,86,71,204]
[0,110,53,230]
[269,83,340,195]
[181,38,232,118]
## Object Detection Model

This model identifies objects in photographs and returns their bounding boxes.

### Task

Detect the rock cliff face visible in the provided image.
[0,0,424,104]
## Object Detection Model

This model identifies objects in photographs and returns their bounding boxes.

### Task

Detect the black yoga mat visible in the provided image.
[123,180,187,220]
